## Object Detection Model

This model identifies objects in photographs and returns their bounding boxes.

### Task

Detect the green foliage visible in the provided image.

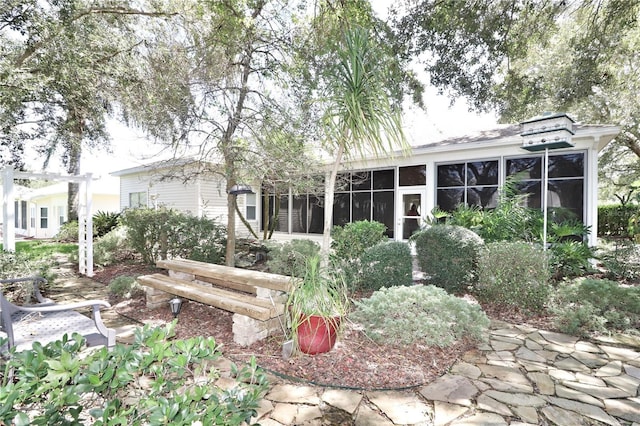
[0,248,53,284]
[351,285,489,347]
[12,241,76,260]
[120,208,226,265]
[54,221,79,242]
[287,255,349,318]
[598,204,637,237]
[108,276,142,299]
[356,241,413,291]
[265,239,320,277]
[92,227,135,267]
[475,242,550,313]
[0,323,269,425]
[331,220,387,262]
[598,239,640,282]
[412,225,484,294]
[551,279,640,336]
[93,211,121,238]
[549,241,596,280]
[446,182,542,243]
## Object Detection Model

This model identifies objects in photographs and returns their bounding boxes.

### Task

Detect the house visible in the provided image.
[112,114,620,247]
[10,177,120,239]
[111,159,258,237]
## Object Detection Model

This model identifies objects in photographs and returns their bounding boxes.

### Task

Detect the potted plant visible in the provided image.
[286,255,349,355]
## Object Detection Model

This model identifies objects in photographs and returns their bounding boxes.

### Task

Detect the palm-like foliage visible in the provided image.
[320,26,409,258]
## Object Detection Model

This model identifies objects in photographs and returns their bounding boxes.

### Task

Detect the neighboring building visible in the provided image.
[111,114,620,247]
[111,160,258,237]
[11,177,119,239]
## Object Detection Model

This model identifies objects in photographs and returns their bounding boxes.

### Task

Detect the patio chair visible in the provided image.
[1,277,116,352]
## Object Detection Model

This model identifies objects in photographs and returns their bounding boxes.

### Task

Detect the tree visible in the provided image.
[121,0,317,266]
[0,0,172,219]
[294,1,411,259]
[394,1,640,202]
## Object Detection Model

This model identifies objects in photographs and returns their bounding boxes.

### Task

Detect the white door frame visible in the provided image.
[396,188,426,241]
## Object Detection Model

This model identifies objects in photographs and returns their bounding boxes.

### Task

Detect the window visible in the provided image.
[437,160,499,211]
[30,206,36,228]
[129,191,147,208]
[333,169,395,238]
[507,152,585,221]
[40,207,48,229]
[245,193,256,221]
[14,201,19,227]
[58,206,65,226]
[21,201,27,229]
[399,165,426,186]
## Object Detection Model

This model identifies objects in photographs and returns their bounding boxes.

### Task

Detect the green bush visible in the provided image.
[0,323,269,425]
[93,210,121,238]
[0,251,44,279]
[412,225,484,294]
[598,239,640,282]
[351,285,489,347]
[549,241,595,280]
[475,242,550,313]
[356,241,413,291]
[92,226,135,266]
[265,239,320,277]
[108,275,143,299]
[598,204,637,237]
[331,220,387,262]
[551,278,640,336]
[120,208,226,265]
[54,221,79,242]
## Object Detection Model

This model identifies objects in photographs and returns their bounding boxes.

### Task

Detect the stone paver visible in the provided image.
[49,264,640,426]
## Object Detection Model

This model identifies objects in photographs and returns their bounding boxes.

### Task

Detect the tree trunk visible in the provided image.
[226,190,237,266]
[66,134,82,222]
[320,144,345,264]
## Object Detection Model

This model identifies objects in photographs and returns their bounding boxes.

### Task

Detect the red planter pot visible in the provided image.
[296,314,341,355]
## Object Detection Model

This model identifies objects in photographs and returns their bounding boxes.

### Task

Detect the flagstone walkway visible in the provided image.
[47,262,640,425]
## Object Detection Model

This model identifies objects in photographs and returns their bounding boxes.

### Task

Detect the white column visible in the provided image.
[85,174,94,277]
[2,167,15,252]
[587,143,599,247]
[78,178,87,275]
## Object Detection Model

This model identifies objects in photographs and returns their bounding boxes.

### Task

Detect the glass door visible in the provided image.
[397,190,424,241]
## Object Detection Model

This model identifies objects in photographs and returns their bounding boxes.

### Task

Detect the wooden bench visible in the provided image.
[138,259,295,346]
[1,277,116,352]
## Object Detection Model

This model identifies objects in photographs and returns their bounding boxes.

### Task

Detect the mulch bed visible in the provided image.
[92,263,555,390]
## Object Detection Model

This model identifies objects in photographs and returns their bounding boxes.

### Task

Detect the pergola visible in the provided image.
[1,167,95,276]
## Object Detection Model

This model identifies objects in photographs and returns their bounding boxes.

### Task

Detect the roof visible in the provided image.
[110,157,220,177]
[27,176,119,200]
[413,123,620,153]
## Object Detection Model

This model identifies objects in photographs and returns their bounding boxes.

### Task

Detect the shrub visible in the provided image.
[265,239,320,277]
[331,220,387,262]
[0,251,52,299]
[92,226,135,266]
[356,241,413,291]
[0,323,269,425]
[412,225,484,294]
[598,204,637,237]
[551,278,640,336]
[351,285,489,347]
[54,220,79,242]
[93,210,121,238]
[548,241,595,280]
[598,239,640,282]
[475,242,550,313]
[120,208,226,265]
[108,275,143,299]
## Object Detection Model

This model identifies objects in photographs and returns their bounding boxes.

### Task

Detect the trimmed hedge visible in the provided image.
[413,225,484,294]
[598,204,638,237]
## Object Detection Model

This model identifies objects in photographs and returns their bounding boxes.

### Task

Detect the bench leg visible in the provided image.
[144,286,172,309]
[232,314,283,346]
